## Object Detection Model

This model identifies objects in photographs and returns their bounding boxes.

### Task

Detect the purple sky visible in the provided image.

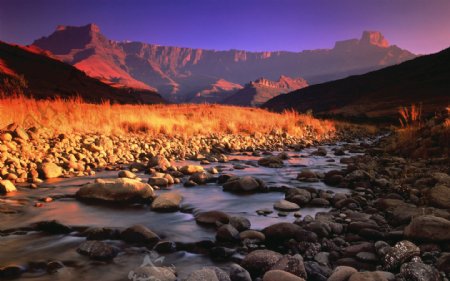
[1,0,450,54]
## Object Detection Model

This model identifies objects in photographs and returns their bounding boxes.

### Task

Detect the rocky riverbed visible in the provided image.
[0,123,449,281]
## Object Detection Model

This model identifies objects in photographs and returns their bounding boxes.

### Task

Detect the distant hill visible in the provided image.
[189,79,243,103]
[33,24,416,102]
[223,76,308,107]
[263,47,450,121]
[0,41,165,104]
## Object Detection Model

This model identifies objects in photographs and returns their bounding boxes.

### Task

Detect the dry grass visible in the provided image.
[0,96,336,138]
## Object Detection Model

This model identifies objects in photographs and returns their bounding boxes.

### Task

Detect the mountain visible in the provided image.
[263,47,450,121]
[190,79,243,103]
[33,24,416,102]
[0,41,164,104]
[223,76,308,107]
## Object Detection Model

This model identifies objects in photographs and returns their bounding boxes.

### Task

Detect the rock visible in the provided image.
[312,147,327,156]
[355,252,378,263]
[274,200,300,211]
[310,198,330,207]
[0,180,16,194]
[222,176,267,193]
[186,266,230,281]
[84,227,120,240]
[229,216,251,231]
[297,169,318,181]
[153,240,177,253]
[404,215,450,242]
[216,224,240,242]
[239,230,265,241]
[383,240,420,271]
[151,192,182,212]
[38,162,62,179]
[263,222,303,244]
[190,172,211,185]
[428,185,450,209]
[148,155,171,170]
[324,170,344,186]
[399,262,440,281]
[195,211,230,226]
[437,253,450,274]
[35,220,72,234]
[129,266,176,281]
[77,240,118,260]
[327,266,357,281]
[258,156,284,168]
[241,250,283,277]
[47,261,64,273]
[263,270,306,281]
[304,261,331,280]
[0,132,12,141]
[0,265,25,279]
[179,165,204,175]
[118,170,137,179]
[285,188,312,205]
[148,177,169,187]
[121,224,160,244]
[76,178,155,203]
[271,254,307,279]
[348,272,389,281]
[228,264,252,281]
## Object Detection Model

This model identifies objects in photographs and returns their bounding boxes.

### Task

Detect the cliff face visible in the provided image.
[0,41,164,104]
[33,24,416,102]
[223,76,308,107]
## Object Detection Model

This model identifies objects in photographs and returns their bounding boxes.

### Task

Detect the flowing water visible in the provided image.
[0,142,363,280]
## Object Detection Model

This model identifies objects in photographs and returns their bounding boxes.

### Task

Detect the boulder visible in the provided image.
[228,264,251,281]
[241,250,282,277]
[229,216,251,231]
[38,162,62,179]
[179,165,204,175]
[118,170,137,179]
[327,266,357,281]
[76,178,155,203]
[186,266,230,281]
[148,177,169,187]
[120,224,160,244]
[427,185,450,209]
[258,156,284,168]
[77,240,118,261]
[274,200,300,212]
[404,215,450,242]
[270,254,307,279]
[151,192,182,212]
[147,155,171,170]
[129,266,176,281]
[399,262,440,281]
[263,270,305,281]
[263,222,303,244]
[0,180,16,194]
[216,224,240,242]
[348,271,389,281]
[383,240,420,271]
[222,176,267,193]
[285,188,312,205]
[195,211,230,226]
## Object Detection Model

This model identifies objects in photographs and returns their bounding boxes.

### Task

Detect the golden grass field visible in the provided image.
[0,96,336,138]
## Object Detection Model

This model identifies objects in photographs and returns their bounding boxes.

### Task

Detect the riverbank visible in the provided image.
[1,107,449,281]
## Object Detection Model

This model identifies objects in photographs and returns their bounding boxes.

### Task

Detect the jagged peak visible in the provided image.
[360,31,389,47]
[54,23,101,34]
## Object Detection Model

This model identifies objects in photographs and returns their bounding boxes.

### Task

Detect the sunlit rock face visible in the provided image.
[33,24,416,102]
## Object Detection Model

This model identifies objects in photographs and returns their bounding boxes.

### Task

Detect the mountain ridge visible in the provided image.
[33,24,416,102]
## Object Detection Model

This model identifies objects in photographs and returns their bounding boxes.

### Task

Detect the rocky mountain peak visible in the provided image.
[360,31,389,48]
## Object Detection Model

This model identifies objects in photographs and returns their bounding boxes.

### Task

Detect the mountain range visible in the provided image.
[32,24,416,102]
[224,76,308,107]
[263,46,450,121]
[0,41,164,104]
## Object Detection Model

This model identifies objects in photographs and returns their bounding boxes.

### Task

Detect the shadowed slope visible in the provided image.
[0,41,164,104]
[263,47,450,121]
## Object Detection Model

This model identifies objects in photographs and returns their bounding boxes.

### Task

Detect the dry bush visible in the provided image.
[0,96,336,138]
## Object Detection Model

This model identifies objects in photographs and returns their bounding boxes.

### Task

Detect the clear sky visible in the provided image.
[1,0,450,54]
